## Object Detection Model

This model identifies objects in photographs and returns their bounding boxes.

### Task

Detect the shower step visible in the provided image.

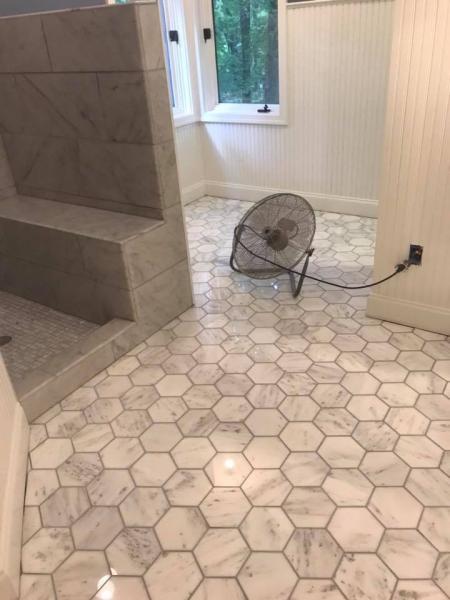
[15,318,138,421]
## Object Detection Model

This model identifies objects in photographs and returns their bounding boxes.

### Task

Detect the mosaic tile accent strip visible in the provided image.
[0,290,98,383]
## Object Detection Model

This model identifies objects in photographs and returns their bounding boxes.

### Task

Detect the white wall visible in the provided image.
[175,122,206,203]
[0,357,28,600]
[367,0,450,334]
[176,0,394,217]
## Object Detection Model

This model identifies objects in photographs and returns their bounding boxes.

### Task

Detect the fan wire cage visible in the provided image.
[230,193,316,297]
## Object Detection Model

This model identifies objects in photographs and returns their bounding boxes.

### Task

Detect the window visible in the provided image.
[159,0,199,126]
[213,0,279,105]
[199,0,286,124]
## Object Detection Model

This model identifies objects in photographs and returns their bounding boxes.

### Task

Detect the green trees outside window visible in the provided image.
[212,0,279,105]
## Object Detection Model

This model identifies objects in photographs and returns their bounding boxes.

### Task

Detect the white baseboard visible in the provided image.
[181,181,207,205]
[368,293,450,335]
[0,405,28,600]
[181,179,378,217]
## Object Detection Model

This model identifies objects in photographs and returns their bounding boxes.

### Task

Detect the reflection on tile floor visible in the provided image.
[21,198,450,600]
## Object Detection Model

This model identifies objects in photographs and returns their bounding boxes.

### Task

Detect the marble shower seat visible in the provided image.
[0,195,162,323]
[0,194,192,419]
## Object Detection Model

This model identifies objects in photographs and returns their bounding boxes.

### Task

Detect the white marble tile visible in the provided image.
[20,574,55,600]
[194,528,249,576]
[155,507,207,550]
[40,487,89,527]
[87,470,134,506]
[378,530,438,578]
[25,470,59,506]
[238,552,297,600]
[335,554,396,600]
[209,423,252,452]
[242,469,292,505]
[369,487,422,527]
[200,487,251,526]
[22,528,74,573]
[205,453,252,486]
[244,437,289,468]
[291,580,345,600]
[131,452,176,486]
[72,507,123,550]
[30,438,73,468]
[120,487,169,526]
[283,487,335,526]
[164,469,211,505]
[419,507,450,551]
[285,529,342,577]
[94,577,149,600]
[240,507,293,550]
[53,551,111,600]
[392,580,448,600]
[191,578,245,600]
[328,507,384,551]
[144,551,201,600]
[106,527,161,575]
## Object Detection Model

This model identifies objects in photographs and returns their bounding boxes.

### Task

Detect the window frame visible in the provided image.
[160,0,200,127]
[197,0,287,125]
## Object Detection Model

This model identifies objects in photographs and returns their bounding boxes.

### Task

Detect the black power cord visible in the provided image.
[233,227,409,291]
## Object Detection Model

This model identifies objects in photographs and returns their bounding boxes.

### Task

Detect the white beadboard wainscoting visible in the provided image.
[368,0,450,335]
[0,356,28,600]
[175,0,394,217]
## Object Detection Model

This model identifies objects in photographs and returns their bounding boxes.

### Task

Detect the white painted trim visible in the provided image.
[287,0,385,7]
[199,180,378,217]
[367,294,450,336]
[181,181,207,205]
[0,360,29,600]
[197,0,288,126]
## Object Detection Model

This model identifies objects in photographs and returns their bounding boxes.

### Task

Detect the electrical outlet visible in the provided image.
[409,244,423,266]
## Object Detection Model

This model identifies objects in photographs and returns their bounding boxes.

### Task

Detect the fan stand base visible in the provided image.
[288,248,314,298]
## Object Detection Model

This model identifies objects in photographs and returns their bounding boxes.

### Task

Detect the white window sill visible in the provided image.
[173,112,199,128]
[201,104,287,126]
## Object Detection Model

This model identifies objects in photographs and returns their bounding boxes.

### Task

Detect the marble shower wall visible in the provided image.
[0,1,178,218]
[0,134,15,200]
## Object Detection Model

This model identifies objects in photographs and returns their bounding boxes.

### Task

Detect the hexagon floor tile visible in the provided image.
[20,198,450,599]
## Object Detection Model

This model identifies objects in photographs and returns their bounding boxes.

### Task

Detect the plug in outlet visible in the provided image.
[409,244,423,266]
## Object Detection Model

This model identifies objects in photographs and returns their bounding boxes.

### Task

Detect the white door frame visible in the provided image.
[0,355,29,600]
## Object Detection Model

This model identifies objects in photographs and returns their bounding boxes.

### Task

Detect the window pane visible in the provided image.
[212,0,279,104]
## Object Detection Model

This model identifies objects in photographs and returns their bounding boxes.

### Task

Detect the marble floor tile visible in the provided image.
[378,529,438,578]
[155,506,207,550]
[94,576,149,600]
[72,506,123,550]
[238,552,297,600]
[194,528,249,576]
[322,468,373,506]
[283,487,335,526]
[292,580,346,600]
[328,507,384,551]
[22,528,74,573]
[191,578,246,600]
[392,580,448,600]
[335,554,396,600]
[285,528,342,577]
[144,551,202,600]
[240,507,293,550]
[105,527,161,575]
[368,487,422,528]
[20,198,450,600]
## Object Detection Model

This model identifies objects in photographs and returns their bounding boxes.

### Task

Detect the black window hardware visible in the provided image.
[203,27,212,42]
[257,104,271,113]
[169,29,179,43]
